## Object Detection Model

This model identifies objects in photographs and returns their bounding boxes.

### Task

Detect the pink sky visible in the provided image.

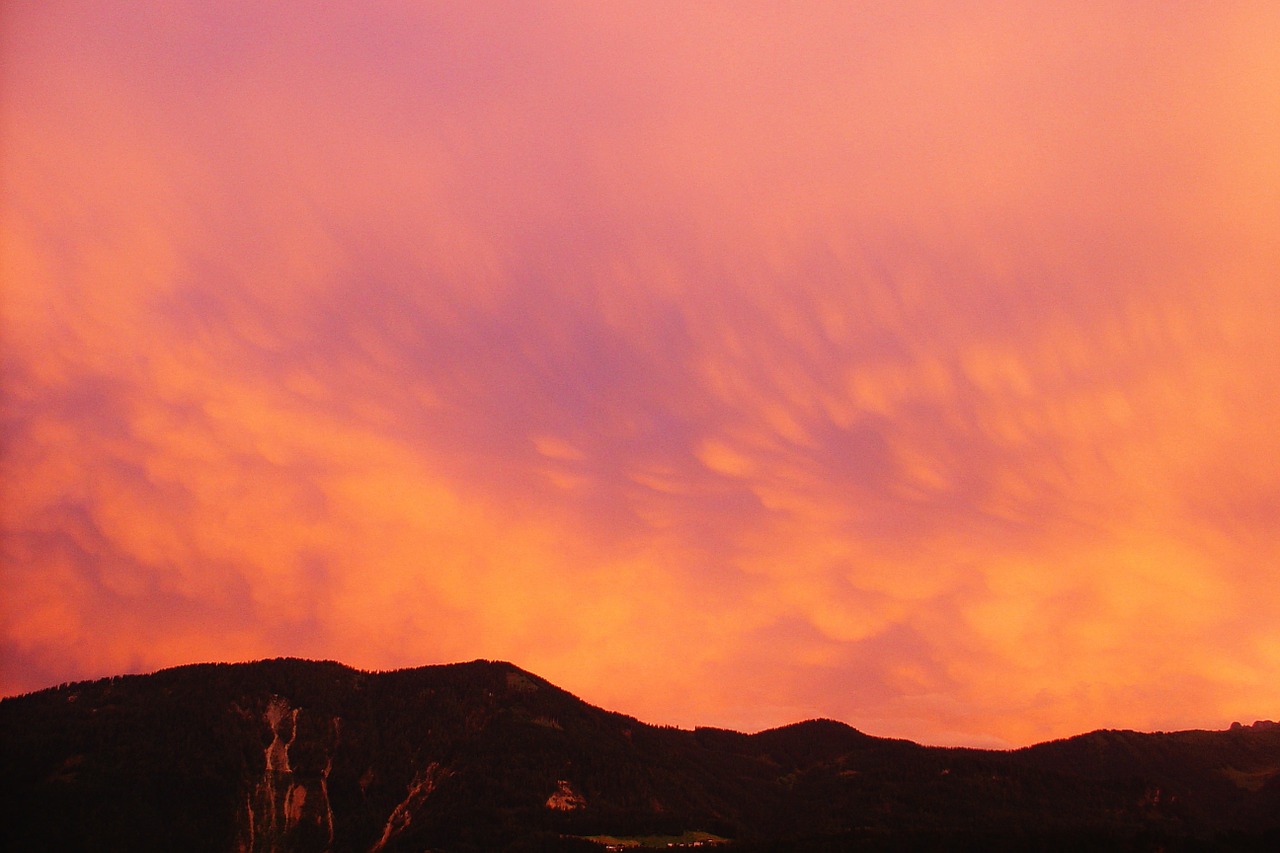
[3,1,1278,747]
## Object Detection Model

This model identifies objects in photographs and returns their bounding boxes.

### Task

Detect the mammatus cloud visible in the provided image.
[2,1,1278,746]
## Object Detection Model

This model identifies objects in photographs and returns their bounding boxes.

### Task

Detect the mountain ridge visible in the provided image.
[19,656,1263,748]
[3,657,1277,851]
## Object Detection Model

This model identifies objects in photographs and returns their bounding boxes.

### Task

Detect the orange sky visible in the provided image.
[2,1,1278,747]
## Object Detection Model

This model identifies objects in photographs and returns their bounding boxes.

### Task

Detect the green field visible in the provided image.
[582,829,730,848]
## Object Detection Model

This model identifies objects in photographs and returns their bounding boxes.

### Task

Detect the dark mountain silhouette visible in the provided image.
[2,658,1277,852]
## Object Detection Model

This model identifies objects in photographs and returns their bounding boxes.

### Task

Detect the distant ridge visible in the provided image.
[3,658,1278,851]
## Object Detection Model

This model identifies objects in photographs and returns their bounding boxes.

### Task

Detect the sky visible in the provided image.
[2,1,1278,748]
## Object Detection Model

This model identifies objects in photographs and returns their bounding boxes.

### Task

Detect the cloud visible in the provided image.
[3,1,1278,744]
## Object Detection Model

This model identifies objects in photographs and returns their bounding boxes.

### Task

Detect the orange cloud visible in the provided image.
[3,1,1278,746]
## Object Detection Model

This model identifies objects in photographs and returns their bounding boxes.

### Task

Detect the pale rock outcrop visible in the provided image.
[237,697,339,853]
[545,779,586,811]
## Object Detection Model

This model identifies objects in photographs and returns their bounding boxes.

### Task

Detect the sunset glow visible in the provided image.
[3,1,1278,747]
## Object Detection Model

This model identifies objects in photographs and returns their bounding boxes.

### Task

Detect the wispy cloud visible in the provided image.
[3,1,1278,745]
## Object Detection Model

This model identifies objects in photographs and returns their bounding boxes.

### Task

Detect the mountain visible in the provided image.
[2,658,1277,852]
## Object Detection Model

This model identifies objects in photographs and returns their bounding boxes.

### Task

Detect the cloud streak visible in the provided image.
[3,1,1278,745]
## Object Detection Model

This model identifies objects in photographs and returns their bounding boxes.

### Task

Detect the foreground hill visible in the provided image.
[2,658,1277,851]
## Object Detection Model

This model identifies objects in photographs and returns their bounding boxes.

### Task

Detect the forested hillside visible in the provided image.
[3,659,1277,851]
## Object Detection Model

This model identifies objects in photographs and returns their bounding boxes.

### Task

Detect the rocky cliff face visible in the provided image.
[237,697,339,853]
